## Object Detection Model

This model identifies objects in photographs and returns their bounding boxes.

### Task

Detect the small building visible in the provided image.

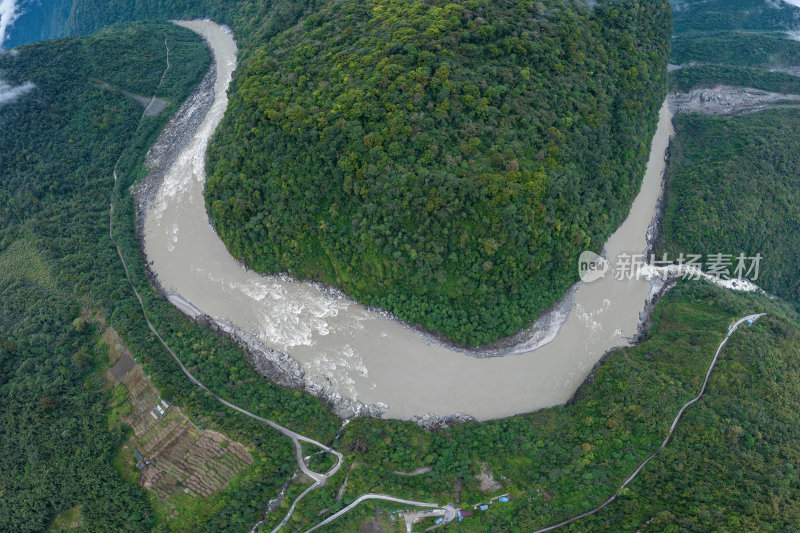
[498,497,509,503]
[133,449,143,461]
[508,494,517,499]
[480,505,489,511]
[435,518,443,524]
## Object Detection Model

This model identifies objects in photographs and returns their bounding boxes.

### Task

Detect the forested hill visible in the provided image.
[0,23,210,530]
[672,0,800,34]
[661,0,800,314]
[2,0,320,51]
[4,0,672,344]
[0,21,339,531]
[205,0,672,345]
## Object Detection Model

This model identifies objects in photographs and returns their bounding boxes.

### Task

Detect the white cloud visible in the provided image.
[670,0,689,13]
[0,77,35,106]
[0,0,20,50]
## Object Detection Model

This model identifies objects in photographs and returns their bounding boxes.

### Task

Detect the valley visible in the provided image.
[3,1,800,532]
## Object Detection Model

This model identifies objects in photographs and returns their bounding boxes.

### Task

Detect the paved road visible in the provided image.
[530,313,765,533]
[107,32,343,533]
[403,509,445,532]
[110,25,765,533]
[305,495,443,533]
[110,194,341,481]
[431,506,457,530]
[393,466,433,477]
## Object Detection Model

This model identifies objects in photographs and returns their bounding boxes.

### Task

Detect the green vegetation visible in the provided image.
[668,28,800,93]
[5,2,800,532]
[672,0,800,34]
[0,24,202,532]
[49,505,83,532]
[663,5,800,315]
[670,64,800,93]
[659,110,800,312]
[148,456,264,532]
[205,0,671,345]
[0,23,338,532]
[107,384,132,428]
[613,4,800,530]
[0,237,60,293]
[574,289,800,531]
[672,32,800,68]
[253,282,800,532]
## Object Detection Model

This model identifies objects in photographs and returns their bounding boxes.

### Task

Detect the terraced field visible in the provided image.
[101,327,253,521]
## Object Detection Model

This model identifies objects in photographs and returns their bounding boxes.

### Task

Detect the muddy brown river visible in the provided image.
[143,20,675,421]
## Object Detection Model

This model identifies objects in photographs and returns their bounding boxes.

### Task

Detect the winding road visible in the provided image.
[108,20,768,533]
[111,176,345,515]
[529,313,765,533]
[304,495,447,533]
[300,313,764,533]
[107,28,343,532]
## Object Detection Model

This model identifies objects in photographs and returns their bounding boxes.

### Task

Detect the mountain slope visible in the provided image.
[0,22,338,531]
[0,23,208,531]
[262,282,800,532]
[5,0,673,345]
[205,0,672,345]
[661,5,800,313]
[672,0,800,34]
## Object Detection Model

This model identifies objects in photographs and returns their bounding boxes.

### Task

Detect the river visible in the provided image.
[143,20,675,421]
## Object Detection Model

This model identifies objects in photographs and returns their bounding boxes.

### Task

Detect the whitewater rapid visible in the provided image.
[143,20,678,421]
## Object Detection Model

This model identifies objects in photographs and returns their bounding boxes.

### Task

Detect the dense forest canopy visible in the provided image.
[3,1,800,531]
[258,283,800,531]
[671,0,800,34]
[659,110,800,331]
[672,31,800,68]
[0,23,338,531]
[661,2,800,311]
[667,3,800,93]
[0,23,208,530]
[204,0,672,345]
[5,0,673,345]
[668,28,800,91]
[670,63,800,93]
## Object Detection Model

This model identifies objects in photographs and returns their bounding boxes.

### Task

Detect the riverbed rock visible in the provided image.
[669,86,800,116]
